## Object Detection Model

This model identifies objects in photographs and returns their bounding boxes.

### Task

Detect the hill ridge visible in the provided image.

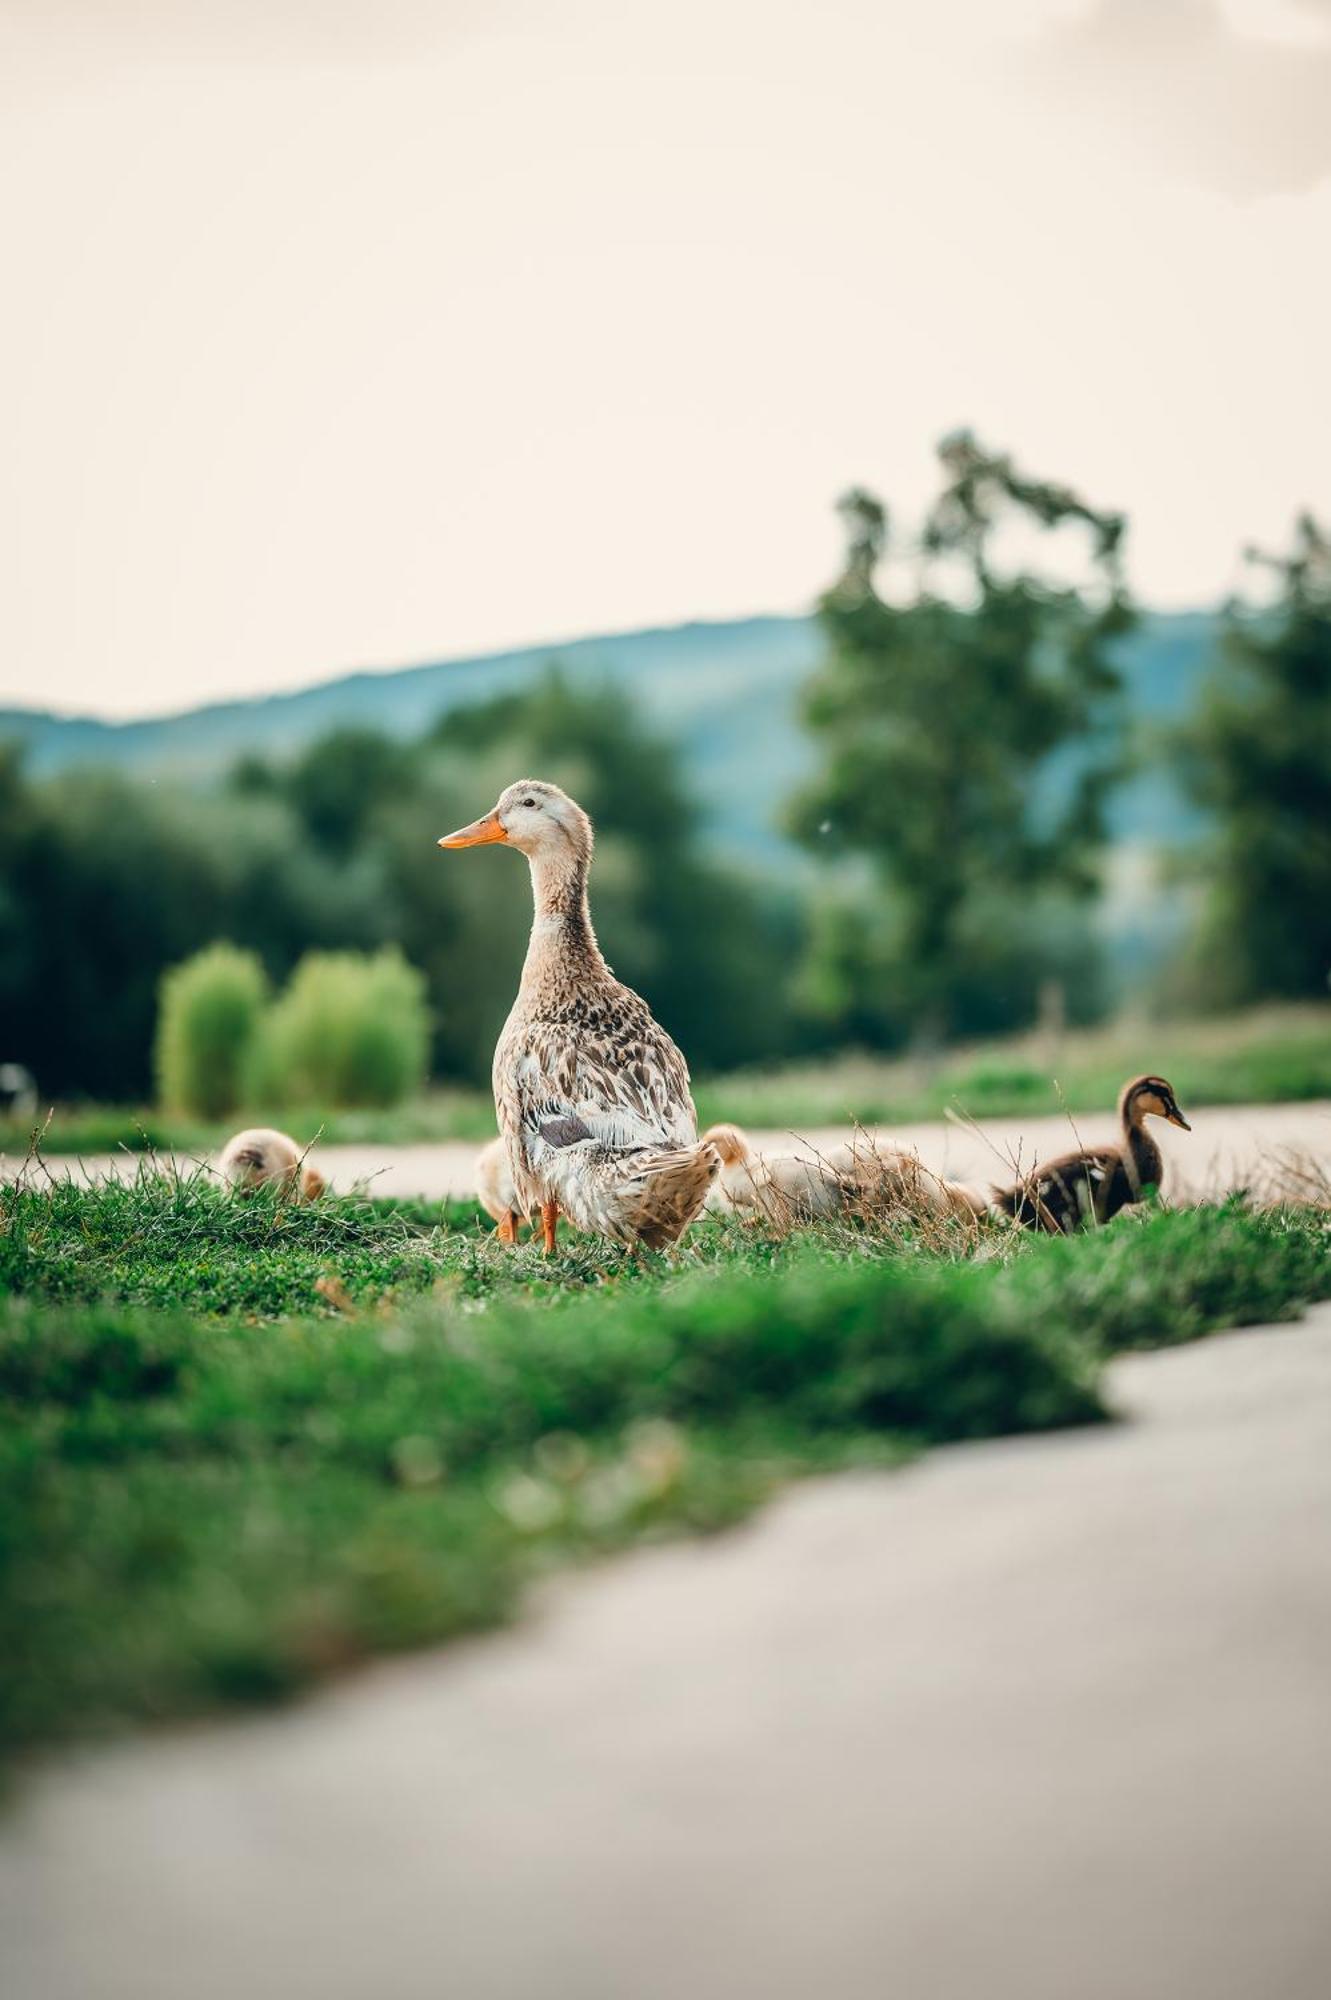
[0,611,809,737]
[0,607,1218,864]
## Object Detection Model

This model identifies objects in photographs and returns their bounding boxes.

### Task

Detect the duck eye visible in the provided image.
[520,796,536,809]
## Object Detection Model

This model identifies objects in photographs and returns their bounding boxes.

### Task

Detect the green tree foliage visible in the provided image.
[154,944,270,1118]
[421,671,802,1074]
[0,763,384,1099]
[0,674,795,1099]
[282,728,418,859]
[1180,514,1331,1004]
[792,433,1135,1044]
[249,948,430,1108]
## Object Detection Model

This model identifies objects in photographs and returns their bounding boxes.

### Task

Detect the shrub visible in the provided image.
[153,944,269,1118]
[249,948,430,1109]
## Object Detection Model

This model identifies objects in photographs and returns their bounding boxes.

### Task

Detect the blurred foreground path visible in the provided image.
[5,1305,1331,2000]
[9,1097,1331,1202]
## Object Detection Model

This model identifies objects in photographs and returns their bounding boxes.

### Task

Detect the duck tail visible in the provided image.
[990,1180,1049,1230]
[593,1140,721,1249]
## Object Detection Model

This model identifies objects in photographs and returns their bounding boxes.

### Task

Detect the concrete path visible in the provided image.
[5,1304,1331,2000]
[8,1099,1331,1205]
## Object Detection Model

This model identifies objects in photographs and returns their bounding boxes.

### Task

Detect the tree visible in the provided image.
[0,669,797,1104]
[791,432,1134,1044]
[1180,513,1331,1003]
[0,757,387,1101]
[284,729,417,858]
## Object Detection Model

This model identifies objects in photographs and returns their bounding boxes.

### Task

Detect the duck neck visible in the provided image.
[1122,1106,1163,1192]
[522,847,606,994]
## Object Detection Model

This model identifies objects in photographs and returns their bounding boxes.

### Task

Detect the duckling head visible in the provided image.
[1121,1074,1191,1131]
[699,1123,751,1167]
[438,780,592,865]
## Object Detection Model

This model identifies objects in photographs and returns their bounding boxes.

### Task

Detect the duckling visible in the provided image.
[703,1123,985,1228]
[991,1074,1191,1233]
[218,1126,326,1201]
[475,1134,520,1242]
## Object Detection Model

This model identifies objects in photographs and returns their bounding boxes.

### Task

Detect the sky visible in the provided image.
[2,0,1329,719]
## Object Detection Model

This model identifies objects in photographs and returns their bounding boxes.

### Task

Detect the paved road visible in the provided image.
[9,1098,1331,1206]
[5,1304,1331,2000]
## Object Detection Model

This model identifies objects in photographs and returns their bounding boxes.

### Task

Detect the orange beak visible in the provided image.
[437,811,508,850]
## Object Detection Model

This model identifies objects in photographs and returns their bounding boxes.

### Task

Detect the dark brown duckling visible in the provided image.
[991,1074,1191,1234]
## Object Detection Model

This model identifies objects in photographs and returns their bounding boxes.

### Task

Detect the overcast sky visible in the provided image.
[2,0,1328,719]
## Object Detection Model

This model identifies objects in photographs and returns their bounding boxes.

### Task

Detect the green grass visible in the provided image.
[5,1003,1329,1159]
[0,1172,463,1318]
[2,1168,1328,1777]
[694,1002,1331,1132]
[0,1087,498,1160]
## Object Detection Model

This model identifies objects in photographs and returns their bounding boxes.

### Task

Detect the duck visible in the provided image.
[475,1134,520,1241]
[703,1122,986,1228]
[439,781,719,1251]
[990,1074,1191,1233]
[218,1126,326,1201]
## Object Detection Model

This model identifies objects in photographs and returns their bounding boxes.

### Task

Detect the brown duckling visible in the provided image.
[991,1074,1191,1233]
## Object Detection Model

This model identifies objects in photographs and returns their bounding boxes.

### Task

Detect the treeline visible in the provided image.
[792,438,1329,1041]
[0,437,1327,1104]
[0,677,804,1100]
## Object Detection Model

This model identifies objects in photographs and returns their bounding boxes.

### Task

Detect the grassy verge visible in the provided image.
[5,1003,1329,1159]
[2,1170,1328,1775]
[0,1087,498,1160]
[693,1002,1331,1132]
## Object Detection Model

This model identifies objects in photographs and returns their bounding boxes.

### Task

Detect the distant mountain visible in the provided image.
[0,609,1219,866]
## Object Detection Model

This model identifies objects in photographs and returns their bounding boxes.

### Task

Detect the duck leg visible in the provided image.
[497,1210,518,1246]
[541,1199,559,1255]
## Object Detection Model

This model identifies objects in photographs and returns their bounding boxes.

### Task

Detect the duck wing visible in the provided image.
[997,1144,1128,1232]
[495,984,697,1208]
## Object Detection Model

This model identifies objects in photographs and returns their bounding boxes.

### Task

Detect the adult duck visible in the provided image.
[439,781,719,1250]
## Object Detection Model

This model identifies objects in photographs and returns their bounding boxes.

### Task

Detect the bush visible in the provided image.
[249,948,430,1109]
[153,944,269,1118]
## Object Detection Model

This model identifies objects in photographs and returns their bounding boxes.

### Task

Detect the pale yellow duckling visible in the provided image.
[703,1123,984,1228]
[218,1126,326,1201]
[475,1134,520,1242]
[476,1134,584,1246]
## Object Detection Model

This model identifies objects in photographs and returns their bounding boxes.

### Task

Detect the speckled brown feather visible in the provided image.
[460,780,717,1245]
